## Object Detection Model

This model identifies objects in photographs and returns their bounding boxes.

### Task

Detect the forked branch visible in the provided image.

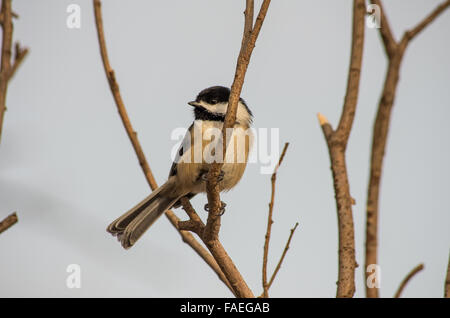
[92,0,234,296]
[317,0,366,298]
[261,142,295,298]
[365,0,450,298]
[180,0,273,298]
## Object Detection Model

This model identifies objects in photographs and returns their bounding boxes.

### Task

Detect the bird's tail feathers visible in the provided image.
[107,177,181,249]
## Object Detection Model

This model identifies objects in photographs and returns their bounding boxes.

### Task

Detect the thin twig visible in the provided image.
[365,0,450,298]
[445,254,450,298]
[267,222,299,290]
[394,263,424,298]
[92,0,234,296]
[0,0,13,142]
[262,142,289,298]
[317,0,366,298]
[0,212,18,235]
[8,42,28,80]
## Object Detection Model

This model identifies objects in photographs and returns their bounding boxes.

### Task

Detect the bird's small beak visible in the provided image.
[188,101,201,107]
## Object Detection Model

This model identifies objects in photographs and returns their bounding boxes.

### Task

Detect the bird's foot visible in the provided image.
[204,201,227,216]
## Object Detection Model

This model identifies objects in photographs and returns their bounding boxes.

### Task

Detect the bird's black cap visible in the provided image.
[193,86,253,117]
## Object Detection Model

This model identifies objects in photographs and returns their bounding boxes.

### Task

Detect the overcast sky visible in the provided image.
[0,0,449,297]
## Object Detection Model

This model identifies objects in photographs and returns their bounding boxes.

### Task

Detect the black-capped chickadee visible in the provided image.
[107,86,253,249]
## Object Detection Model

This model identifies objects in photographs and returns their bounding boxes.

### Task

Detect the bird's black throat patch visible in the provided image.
[193,107,225,122]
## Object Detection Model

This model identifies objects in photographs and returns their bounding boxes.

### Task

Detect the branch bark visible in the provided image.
[0,0,12,143]
[92,0,234,296]
[0,212,18,235]
[0,0,27,143]
[365,0,450,298]
[393,263,424,298]
[317,0,365,298]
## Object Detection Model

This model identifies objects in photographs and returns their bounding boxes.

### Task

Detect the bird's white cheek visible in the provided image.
[200,102,227,114]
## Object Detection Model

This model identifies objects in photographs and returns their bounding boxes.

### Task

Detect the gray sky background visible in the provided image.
[0,0,449,297]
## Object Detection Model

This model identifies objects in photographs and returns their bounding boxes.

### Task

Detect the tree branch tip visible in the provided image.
[317,113,329,126]
[394,263,425,298]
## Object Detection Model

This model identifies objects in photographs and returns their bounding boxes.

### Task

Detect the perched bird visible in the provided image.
[107,86,253,249]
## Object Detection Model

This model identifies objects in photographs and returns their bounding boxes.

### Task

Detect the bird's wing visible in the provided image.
[169,123,194,177]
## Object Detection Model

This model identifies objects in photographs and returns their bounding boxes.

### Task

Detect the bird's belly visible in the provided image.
[175,161,248,194]
[175,120,252,194]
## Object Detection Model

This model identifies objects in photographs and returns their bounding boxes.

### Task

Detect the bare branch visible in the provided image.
[394,263,424,298]
[317,113,333,141]
[403,0,450,43]
[267,222,299,291]
[0,212,18,235]
[241,0,254,50]
[92,0,234,295]
[317,0,365,298]
[365,1,450,298]
[8,42,28,80]
[369,1,397,58]
[335,0,365,143]
[262,142,289,298]
[0,0,13,142]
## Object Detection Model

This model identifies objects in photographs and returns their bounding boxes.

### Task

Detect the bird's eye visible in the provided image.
[211,99,218,104]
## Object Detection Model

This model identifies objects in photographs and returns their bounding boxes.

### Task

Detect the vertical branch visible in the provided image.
[365,47,404,299]
[0,0,28,140]
[241,0,254,50]
[262,142,289,298]
[365,0,450,298]
[369,0,396,58]
[0,0,12,142]
[0,0,27,142]
[92,0,235,296]
[317,0,366,298]
[0,212,18,235]
[203,0,272,244]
